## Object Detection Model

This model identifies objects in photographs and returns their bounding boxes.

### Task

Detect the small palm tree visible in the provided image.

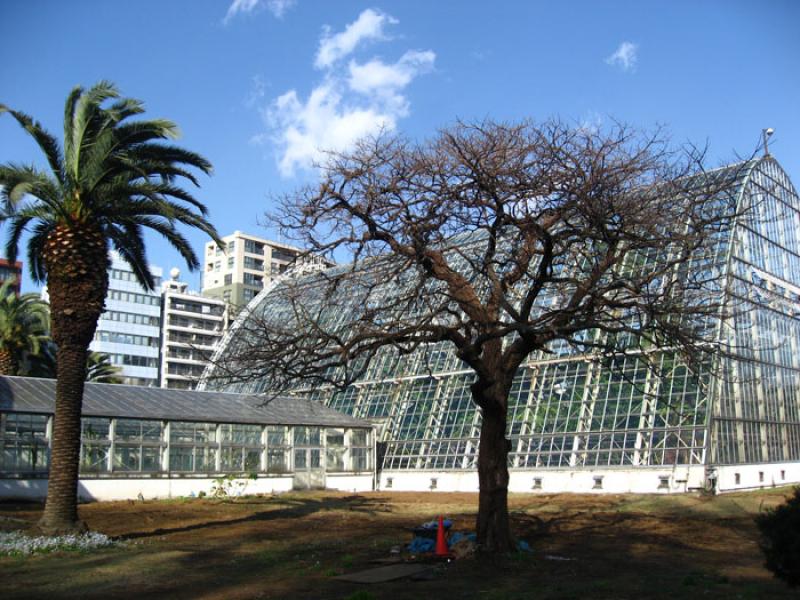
[23,343,123,385]
[0,81,221,534]
[85,352,123,384]
[0,278,49,375]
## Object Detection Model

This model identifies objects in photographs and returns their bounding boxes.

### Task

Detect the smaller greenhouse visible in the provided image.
[0,376,374,501]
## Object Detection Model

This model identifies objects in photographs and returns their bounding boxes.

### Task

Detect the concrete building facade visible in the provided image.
[160,269,227,390]
[91,252,162,387]
[201,231,307,313]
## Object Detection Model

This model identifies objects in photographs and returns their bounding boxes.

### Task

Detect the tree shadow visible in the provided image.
[119,494,391,540]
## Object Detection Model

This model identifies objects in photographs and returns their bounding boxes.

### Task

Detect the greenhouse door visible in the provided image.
[293,448,325,489]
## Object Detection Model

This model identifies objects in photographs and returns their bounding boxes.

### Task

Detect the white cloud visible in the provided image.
[266,0,296,18]
[348,50,435,94]
[244,75,267,108]
[605,41,638,72]
[223,0,295,24]
[315,8,396,69]
[260,9,435,177]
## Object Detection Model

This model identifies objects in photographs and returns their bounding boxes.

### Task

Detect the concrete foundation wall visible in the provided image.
[714,462,800,493]
[0,473,373,502]
[380,462,800,494]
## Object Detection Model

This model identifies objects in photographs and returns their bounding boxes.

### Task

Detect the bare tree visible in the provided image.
[210,120,746,552]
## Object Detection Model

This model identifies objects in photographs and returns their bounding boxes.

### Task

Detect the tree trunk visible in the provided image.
[473,378,516,553]
[0,348,18,375]
[39,344,89,534]
[38,224,108,535]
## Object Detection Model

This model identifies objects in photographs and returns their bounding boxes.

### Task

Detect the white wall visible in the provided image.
[714,462,800,493]
[1,473,375,502]
[379,463,800,494]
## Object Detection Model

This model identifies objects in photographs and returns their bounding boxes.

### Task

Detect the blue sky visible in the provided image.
[1,0,798,293]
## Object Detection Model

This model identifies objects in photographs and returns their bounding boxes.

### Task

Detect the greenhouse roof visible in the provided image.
[0,376,369,428]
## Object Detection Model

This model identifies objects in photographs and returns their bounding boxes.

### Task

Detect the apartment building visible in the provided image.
[160,269,226,390]
[91,253,162,386]
[201,231,311,313]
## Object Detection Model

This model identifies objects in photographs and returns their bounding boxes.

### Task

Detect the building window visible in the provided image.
[244,240,264,254]
[326,428,345,472]
[243,273,263,287]
[108,354,158,368]
[0,413,49,473]
[113,419,164,472]
[244,256,264,271]
[224,274,232,285]
[80,418,111,473]
[101,310,159,327]
[592,476,604,490]
[266,426,290,473]
[349,429,370,471]
[293,426,321,470]
[219,424,262,473]
[169,422,217,472]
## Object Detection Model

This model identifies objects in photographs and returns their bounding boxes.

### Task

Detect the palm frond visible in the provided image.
[0,163,65,215]
[107,222,155,289]
[26,221,56,282]
[0,106,64,184]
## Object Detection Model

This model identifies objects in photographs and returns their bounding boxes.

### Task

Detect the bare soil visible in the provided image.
[0,488,796,599]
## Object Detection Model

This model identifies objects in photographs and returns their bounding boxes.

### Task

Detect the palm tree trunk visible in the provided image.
[0,349,18,375]
[38,343,89,534]
[38,224,108,535]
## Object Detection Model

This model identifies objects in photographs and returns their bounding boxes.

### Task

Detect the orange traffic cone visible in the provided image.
[435,515,449,556]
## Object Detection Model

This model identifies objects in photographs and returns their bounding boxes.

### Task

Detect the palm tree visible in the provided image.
[0,278,49,375]
[23,342,123,385]
[0,81,221,534]
[85,352,123,384]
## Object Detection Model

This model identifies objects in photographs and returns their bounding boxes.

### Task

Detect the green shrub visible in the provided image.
[756,487,800,587]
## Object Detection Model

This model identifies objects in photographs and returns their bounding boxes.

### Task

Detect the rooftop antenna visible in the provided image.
[762,128,774,156]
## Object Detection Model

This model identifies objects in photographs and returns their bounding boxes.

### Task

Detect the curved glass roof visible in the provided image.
[203,158,800,471]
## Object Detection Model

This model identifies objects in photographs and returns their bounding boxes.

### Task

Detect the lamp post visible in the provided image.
[763,128,774,156]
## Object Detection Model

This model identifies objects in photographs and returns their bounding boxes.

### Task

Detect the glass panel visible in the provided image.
[220,447,243,472]
[267,449,288,473]
[142,446,161,471]
[82,418,110,440]
[294,449,307,469]
[294,427,308,446]
[351,448,368,471]
[114,445,140,471]
[267,426,286,446]
[308,428,321,446]
[245,450,261,472]
[169,446,193,471]
[326,447,345,472]
[327,429,344,447]
[81,444,109,472]
[350,430,368,446]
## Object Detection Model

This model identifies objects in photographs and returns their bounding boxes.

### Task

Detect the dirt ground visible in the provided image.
[0,487,796,599]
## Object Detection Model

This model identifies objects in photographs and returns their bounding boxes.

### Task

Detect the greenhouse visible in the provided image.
[0,376,375,501]
[203,156,800,495]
